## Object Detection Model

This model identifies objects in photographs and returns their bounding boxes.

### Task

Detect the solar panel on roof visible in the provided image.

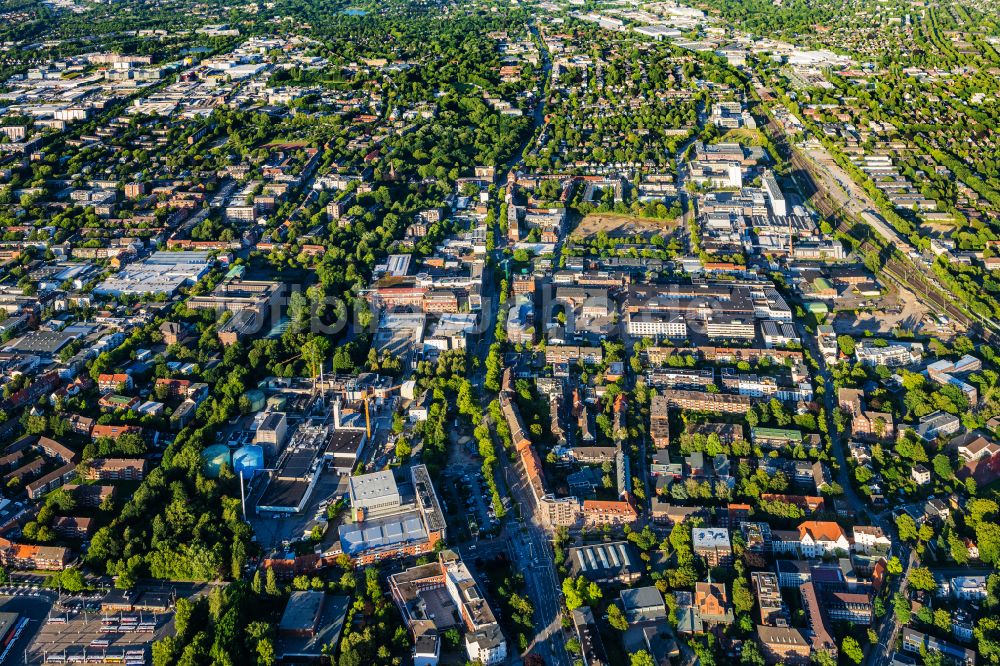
[339,526,365,554]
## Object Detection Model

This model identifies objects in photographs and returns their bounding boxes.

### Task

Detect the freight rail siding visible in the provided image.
[785,138,993,338]
[753,85,1000,344]
[779,108,1000,344]
[832,213,1000,344]
[804,159,1000,342]
[882,257,1000,345]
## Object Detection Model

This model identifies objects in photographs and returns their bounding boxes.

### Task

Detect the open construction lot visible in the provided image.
[249,471,349,553]
[831,284,964,339]
[569,212,680,241]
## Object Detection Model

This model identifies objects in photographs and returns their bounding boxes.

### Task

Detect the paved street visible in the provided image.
[469,22,572,666]
[869,547,917,666]
[770,116,927,666]
[503,461,570,666]
[8,6,1000,666]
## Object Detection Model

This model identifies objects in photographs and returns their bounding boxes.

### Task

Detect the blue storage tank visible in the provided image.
[242,390,266,413]
[233,444,264,478]
[202,444,231,479]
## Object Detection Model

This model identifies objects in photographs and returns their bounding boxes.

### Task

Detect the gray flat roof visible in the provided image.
[278,594,350,659]
[0,611,19,638]
[279,591,324,633]
[279,448,316,479]
[258,478,311,511]
[692,527,731,549]
[620,586,664,611]
[260,411,286,431]
[5,330,76,354]
[411,464,446,532]
[349,470,398,506]
[324,429,365,458]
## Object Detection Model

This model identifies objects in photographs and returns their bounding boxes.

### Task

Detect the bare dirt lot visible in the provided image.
[831,285,964,339]
[918,221,960,239]
[570,212,681,241]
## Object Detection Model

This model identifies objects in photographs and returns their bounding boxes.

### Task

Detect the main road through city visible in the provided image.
[480,22,573,666]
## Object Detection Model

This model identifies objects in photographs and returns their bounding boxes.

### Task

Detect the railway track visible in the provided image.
[882,256,1000,344]
[752,84,1000,345]
[838,218,993,339]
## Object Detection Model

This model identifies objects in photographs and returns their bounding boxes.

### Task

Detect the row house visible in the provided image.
[581,499,638,527]
[97,373,132,393]
[85,457,147,481]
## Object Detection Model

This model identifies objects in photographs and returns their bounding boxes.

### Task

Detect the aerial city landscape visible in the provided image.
[0,0,998,664]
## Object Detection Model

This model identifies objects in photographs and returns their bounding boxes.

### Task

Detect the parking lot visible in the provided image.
[440,463,499,539]
[24,605,170,664]
[1,592,55,666]
[0,585,58,600]
[249,471,350,553]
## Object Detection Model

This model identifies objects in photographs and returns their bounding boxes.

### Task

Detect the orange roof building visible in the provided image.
[90,424,142,440]
[695,582,734,624]
[97,373,132,392]
[0,538,71,570]
[582,499,638,527]
[798,521,850,558]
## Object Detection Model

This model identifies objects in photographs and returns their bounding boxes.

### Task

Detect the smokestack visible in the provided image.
[239,470,246,522]
[332,398,341,429]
